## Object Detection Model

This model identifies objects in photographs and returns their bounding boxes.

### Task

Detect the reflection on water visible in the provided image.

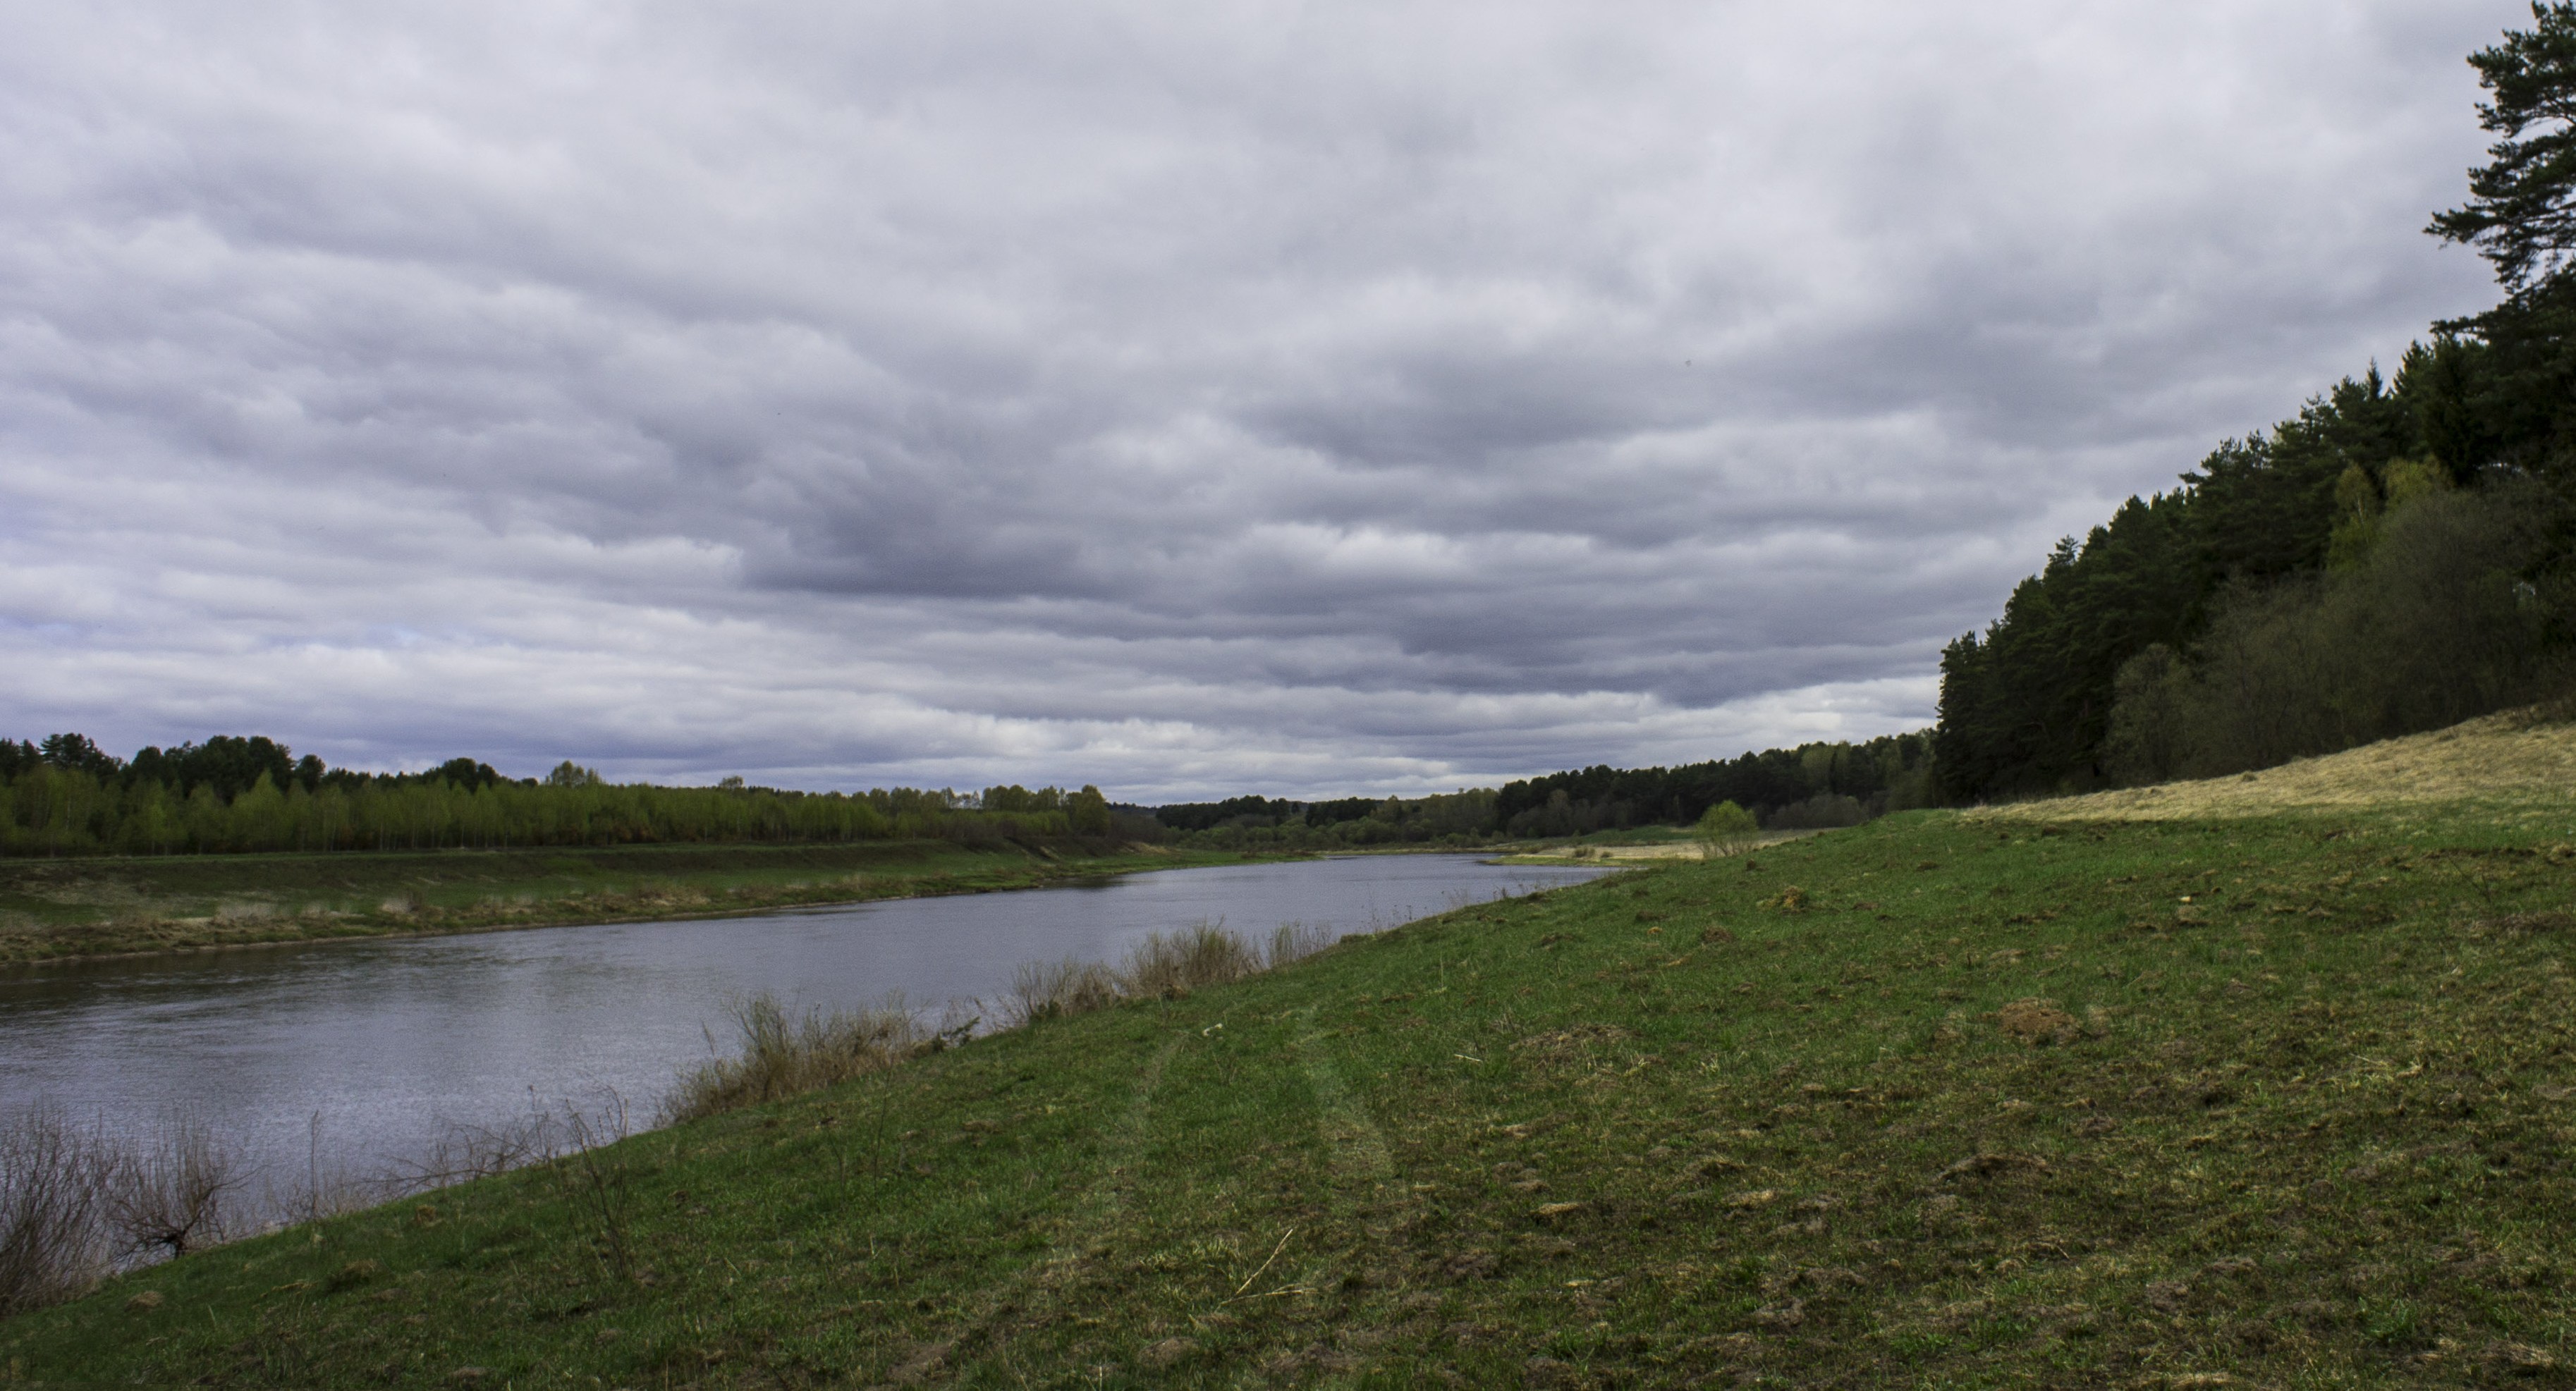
[0,854,1611,1210]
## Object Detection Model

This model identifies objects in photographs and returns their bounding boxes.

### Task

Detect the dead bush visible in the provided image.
[102,1112,243,1259]
[0,1105,114,1315]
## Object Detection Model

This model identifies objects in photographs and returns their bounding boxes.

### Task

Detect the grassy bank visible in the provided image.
[1493,830,1820,866]
[16,742,2576,1383]
[0,840,1245,967]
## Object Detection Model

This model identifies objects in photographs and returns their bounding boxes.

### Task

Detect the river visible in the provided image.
[0,852,1611,1217]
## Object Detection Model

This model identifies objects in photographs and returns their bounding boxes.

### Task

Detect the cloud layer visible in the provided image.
[0,0,2520,798]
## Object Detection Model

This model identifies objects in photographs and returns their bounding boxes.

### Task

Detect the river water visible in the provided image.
[0,853,1609,1212]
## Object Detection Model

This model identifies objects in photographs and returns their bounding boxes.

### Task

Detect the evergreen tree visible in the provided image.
[2429,3,2576,292]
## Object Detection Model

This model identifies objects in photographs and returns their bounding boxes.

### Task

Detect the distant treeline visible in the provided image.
[1148,731,1935,850]
[0,734,1128,857]
[1149,790,1502,849]
[1936,8,2576,800]
[6,725,1946,858]
[1494,733,1936,835]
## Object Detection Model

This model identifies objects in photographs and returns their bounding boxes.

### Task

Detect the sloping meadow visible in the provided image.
[12,799,2576,1386]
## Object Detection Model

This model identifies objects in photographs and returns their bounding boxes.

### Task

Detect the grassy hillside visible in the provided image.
[0,840,1230,966]
[14,725,2576,1385]
[1979,701,2576,824]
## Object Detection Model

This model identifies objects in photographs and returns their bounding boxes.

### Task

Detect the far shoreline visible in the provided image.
[0,841,1247,971]
[0,830,1758,972]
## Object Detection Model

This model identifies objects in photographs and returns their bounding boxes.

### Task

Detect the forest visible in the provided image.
[0,725,1939,859]
[1934,5,2576,800]
[0,735,1128,857]
[1144,730,1935,849]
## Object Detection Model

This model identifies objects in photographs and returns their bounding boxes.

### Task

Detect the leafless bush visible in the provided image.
[255,1113,407,1228]
[556,1094,636,1282]
[102,1112,243,1260]
[391,1108,566,1192]
[0,1105,113,1316]
[661,993,936,1124]
[1003,957,1121,1027]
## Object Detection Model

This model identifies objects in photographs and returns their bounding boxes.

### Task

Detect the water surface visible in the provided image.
[0,853,1610,1206]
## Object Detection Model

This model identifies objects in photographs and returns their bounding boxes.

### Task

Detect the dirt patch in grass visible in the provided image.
[1994,997,2080,1046]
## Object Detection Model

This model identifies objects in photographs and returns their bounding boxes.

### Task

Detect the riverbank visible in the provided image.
[18,754,2576,1383]
[1489,828,1820,865]
[0,840,1264,967]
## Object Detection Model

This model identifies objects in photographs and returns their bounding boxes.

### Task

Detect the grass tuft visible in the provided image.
[1117,922,1262,999]
[660,994,939,1125]
[1001,957,1120,1026]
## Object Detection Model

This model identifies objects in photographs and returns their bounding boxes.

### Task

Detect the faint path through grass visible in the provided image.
[1293,1009,1405,1220]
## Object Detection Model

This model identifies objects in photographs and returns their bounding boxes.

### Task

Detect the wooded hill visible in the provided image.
[1935,5,2576,800]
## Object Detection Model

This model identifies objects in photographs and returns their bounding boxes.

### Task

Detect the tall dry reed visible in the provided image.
[1265,920,1337,970]
[661,993,944,1125]
[1003,919,1341,1023]
[1117,923,1262,999]
[668,920,1347,1120]
[1002,958,1120,1027]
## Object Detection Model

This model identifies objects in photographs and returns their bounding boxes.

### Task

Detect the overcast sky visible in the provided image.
[0,0,2523,799]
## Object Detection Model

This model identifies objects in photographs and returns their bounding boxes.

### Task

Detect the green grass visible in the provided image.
[14,802,2576,1385]
[0,841,1247,965]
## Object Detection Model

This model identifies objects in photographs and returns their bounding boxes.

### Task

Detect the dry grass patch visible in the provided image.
[1977,702,2576,821]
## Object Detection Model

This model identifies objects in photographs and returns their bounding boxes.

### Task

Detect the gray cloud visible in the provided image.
[0,0,2523,798]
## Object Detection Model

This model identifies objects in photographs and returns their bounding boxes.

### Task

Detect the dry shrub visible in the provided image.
[0,1105,113,1315]
[662,993,937,1124]
[389,1110,566,1191]
[102,1112,243,1258]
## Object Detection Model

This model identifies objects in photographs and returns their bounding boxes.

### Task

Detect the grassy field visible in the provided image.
[15,725,2576,1385]
[0,840,1242,967]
